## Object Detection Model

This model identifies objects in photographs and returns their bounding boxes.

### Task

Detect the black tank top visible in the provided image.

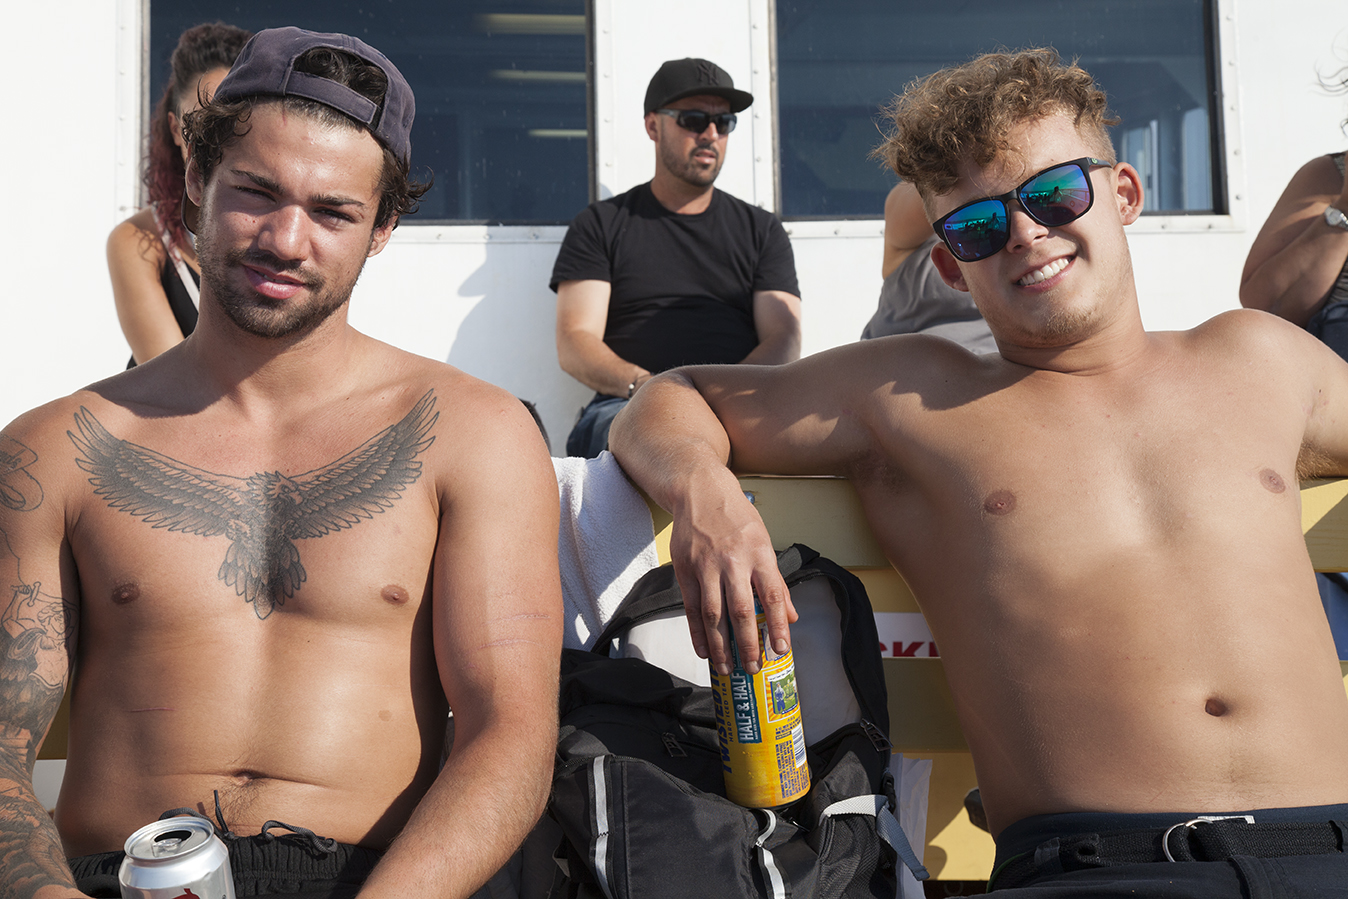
[125,256,199,369]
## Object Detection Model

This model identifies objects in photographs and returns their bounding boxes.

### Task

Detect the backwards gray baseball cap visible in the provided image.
[213,26,415,165]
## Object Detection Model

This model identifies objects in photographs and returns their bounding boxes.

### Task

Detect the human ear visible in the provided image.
[184,155,204,205]
[644,113,660,143]
[169,111,186,152]
[1111,162,1144,225]
[367,218,396,257]
[930,242,970,292]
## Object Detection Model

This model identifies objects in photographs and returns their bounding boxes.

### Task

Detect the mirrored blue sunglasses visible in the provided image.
[932,157,1112,262]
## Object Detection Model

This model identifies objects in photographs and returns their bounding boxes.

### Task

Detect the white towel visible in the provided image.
[553,452,660,650]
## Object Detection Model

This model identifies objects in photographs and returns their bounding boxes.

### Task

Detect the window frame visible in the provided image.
[762,0,1248,238]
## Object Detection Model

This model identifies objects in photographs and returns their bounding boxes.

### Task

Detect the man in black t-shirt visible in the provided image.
[550,57,802,458]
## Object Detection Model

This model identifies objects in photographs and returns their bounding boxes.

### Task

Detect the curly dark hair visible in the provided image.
[183,46,431,230]
[874,48,1118,200]
[145,22,252,251]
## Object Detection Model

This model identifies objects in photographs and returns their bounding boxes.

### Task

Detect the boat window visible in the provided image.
[150,1,590,225]
[775,0,1221,219]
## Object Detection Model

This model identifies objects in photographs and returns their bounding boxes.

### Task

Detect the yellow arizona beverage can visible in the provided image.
[711,607,811,808]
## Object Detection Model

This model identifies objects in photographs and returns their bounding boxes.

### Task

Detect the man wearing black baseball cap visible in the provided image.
[0,27,561,899]
[550,57,801,458]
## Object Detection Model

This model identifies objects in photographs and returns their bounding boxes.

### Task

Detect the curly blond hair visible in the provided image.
[874,48,1118,199]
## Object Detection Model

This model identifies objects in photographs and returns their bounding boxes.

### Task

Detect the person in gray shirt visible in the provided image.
[862,181,997,353]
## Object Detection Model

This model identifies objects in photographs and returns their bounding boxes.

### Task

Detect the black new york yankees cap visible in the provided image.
[643,58,753,114]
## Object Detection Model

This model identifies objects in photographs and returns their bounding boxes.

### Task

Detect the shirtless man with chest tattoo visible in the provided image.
[0,28,561,899]
[611,50,1348,896]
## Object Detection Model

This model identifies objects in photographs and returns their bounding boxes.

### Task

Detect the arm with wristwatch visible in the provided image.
[1241,151,1348,327]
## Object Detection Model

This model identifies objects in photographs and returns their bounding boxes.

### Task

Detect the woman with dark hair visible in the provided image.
[107,21,251,366]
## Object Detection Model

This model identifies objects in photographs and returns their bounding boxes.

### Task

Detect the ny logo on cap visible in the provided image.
[695,60,719,85]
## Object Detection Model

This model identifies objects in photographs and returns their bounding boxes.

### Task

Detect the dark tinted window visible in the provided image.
[776,0,1219,218]
[152,1,590,223]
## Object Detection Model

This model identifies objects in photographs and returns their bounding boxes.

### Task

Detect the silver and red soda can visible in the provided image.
[119,816,236,899]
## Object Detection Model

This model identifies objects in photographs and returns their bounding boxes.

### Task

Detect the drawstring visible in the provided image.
[156,791,337,854]
[215,791,231,838]
[156,791,236,838]
[259,820,339,854]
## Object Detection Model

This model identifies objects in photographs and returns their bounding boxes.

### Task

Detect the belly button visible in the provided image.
[1205,697,1228,717]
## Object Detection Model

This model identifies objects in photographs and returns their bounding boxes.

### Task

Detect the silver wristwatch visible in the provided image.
[1325,205,1348,231]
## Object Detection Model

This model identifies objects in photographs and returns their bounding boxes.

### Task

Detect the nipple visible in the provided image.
[381,584,409,605]
[983,490,1017,516]
[111,582,141,605]
[1204,697,1228,717]
[1259,468,1286,494]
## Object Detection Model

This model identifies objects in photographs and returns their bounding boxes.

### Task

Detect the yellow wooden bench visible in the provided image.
[646,475,1348,885]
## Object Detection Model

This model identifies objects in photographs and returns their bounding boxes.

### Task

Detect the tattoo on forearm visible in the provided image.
[0,435,44,513]
[0,528,72,771]
[0,787,78,899]
[68,391,438,619]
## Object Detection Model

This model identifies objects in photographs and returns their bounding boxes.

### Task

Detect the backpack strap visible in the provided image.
[589,564,683,656]
[782,547,890,734]
[590,544,817,657]
[820,795,930,881]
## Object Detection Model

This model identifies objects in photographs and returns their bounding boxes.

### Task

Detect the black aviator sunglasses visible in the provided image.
[932,157,1113,263]
[654,108,738,135]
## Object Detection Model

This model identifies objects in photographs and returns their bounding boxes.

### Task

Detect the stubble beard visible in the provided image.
[661,137,722,189]
[1031,307,1099,345]
[997,300,1103,348]
[196,221,365,341]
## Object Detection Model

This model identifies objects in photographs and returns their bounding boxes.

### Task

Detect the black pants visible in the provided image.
[70,830,382,899]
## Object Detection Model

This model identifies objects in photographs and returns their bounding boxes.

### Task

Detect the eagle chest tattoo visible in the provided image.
[67,392,438,619]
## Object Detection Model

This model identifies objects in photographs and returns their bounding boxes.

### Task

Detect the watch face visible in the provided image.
[1327,205,1348,230]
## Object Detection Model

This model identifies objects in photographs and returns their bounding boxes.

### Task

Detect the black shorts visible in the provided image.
[69,830,383,899]
[988,803,1348,897]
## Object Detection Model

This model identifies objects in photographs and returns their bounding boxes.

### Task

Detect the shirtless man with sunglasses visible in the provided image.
[611,49,1348,895]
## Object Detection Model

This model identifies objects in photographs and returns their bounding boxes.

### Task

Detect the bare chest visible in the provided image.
[854,381,1307,599]
[64,400,442,624]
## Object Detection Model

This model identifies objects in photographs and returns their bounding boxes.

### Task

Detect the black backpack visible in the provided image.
[531,544,928,899]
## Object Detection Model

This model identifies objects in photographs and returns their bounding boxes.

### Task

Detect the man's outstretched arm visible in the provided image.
[0,422,87,899]
[609,369,793,675]
[355,391,562,899]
